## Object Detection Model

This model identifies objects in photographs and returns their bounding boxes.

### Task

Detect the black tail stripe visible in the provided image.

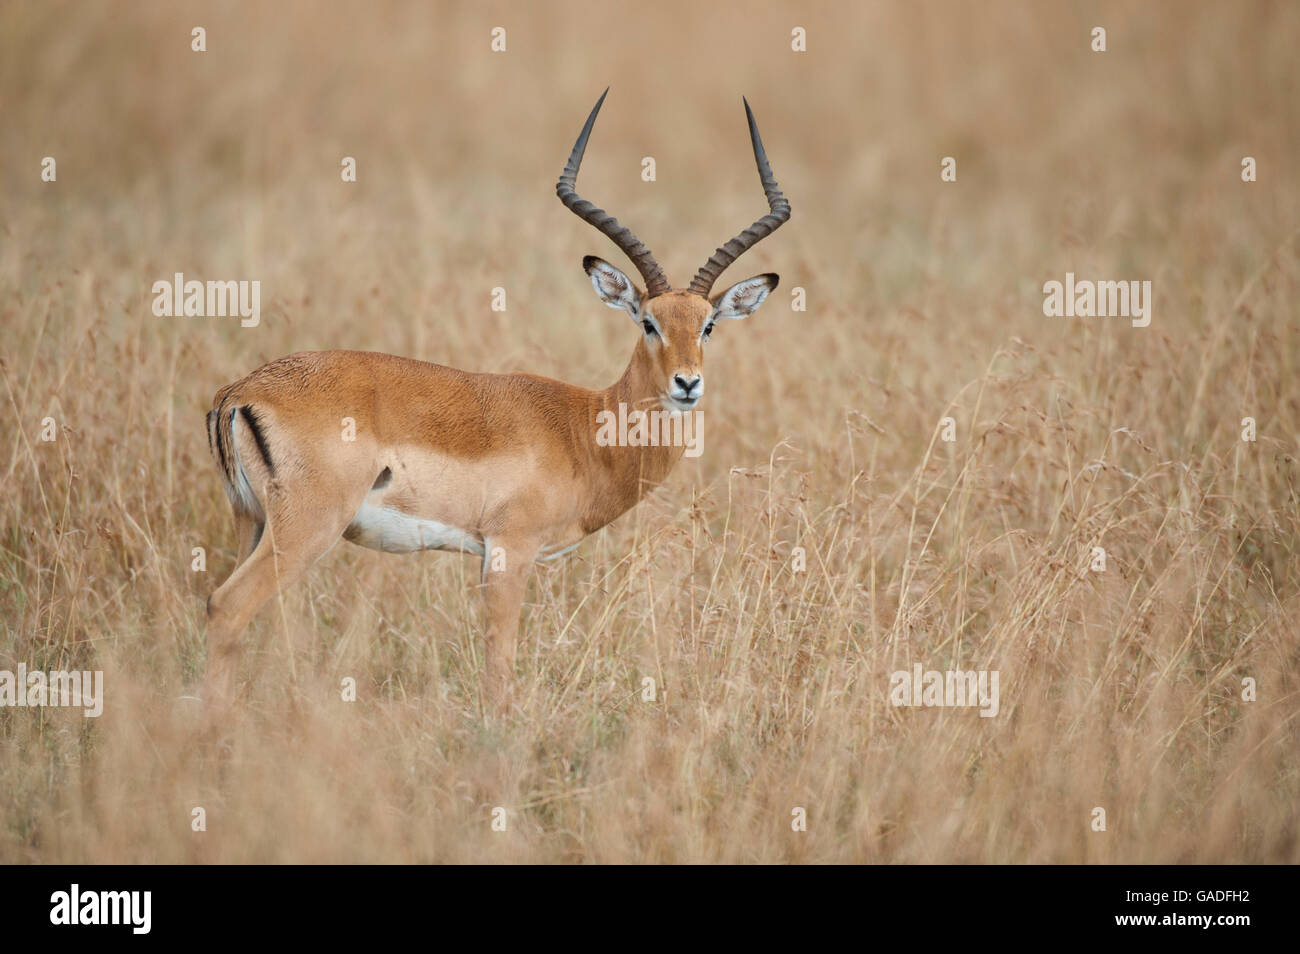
[214,403,232,481]
[239,405,275,476]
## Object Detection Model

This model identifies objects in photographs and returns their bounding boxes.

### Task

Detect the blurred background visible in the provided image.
[1,1,1298,863]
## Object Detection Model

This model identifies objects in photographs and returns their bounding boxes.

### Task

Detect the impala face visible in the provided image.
[583,256,779,413]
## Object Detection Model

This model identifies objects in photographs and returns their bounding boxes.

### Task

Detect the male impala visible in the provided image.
[203,90,791,710]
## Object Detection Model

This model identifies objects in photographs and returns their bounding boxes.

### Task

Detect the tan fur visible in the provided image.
[202,288,730,712]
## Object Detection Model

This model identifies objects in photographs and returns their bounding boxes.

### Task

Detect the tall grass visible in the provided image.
[1,0,1297,862]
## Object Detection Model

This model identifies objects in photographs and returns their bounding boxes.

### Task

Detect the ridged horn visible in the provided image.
[687,97,791,297]
[557,88,671,298]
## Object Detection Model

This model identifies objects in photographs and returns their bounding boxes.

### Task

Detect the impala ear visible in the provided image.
[711,273,779,320]
[583,256,644,318]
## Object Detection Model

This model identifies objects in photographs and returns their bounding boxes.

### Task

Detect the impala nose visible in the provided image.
[673,375,702,398]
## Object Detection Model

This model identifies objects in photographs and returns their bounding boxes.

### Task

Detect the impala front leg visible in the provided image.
[479,539,539,710]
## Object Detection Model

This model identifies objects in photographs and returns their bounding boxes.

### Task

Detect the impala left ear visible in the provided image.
[711,273,779,320]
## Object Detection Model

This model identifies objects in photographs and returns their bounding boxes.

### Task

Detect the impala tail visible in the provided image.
[206,396,273,520]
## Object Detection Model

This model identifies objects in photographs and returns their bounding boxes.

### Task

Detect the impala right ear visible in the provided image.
[583,256,644,319]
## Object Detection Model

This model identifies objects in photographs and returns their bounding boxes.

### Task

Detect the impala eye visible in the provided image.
[702,322,715,339]
[642,320,657,337]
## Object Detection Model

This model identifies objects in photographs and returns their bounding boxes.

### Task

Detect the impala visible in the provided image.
[202,89,791,710]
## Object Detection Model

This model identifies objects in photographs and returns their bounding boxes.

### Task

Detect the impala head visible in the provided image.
[557,89,790,413]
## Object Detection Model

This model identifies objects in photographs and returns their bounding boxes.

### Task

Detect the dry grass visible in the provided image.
[2,0,1299,863]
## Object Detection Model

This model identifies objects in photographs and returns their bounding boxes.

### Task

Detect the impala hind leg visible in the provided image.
[204,494,353,720]
[479,540,539,711]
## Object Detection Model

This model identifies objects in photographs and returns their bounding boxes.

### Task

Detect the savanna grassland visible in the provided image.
[1,1,1298,863]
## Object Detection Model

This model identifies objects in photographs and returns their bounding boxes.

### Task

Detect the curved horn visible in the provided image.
[687,97,791,297]
[557,89,671,298]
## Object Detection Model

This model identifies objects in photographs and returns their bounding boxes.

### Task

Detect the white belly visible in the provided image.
[344,502,485,556]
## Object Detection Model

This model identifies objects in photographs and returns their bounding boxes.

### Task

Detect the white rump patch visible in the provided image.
[226,409,265,519]
[345,502,485,556]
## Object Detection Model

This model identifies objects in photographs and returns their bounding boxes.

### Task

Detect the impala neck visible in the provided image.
[584,338,689,532]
